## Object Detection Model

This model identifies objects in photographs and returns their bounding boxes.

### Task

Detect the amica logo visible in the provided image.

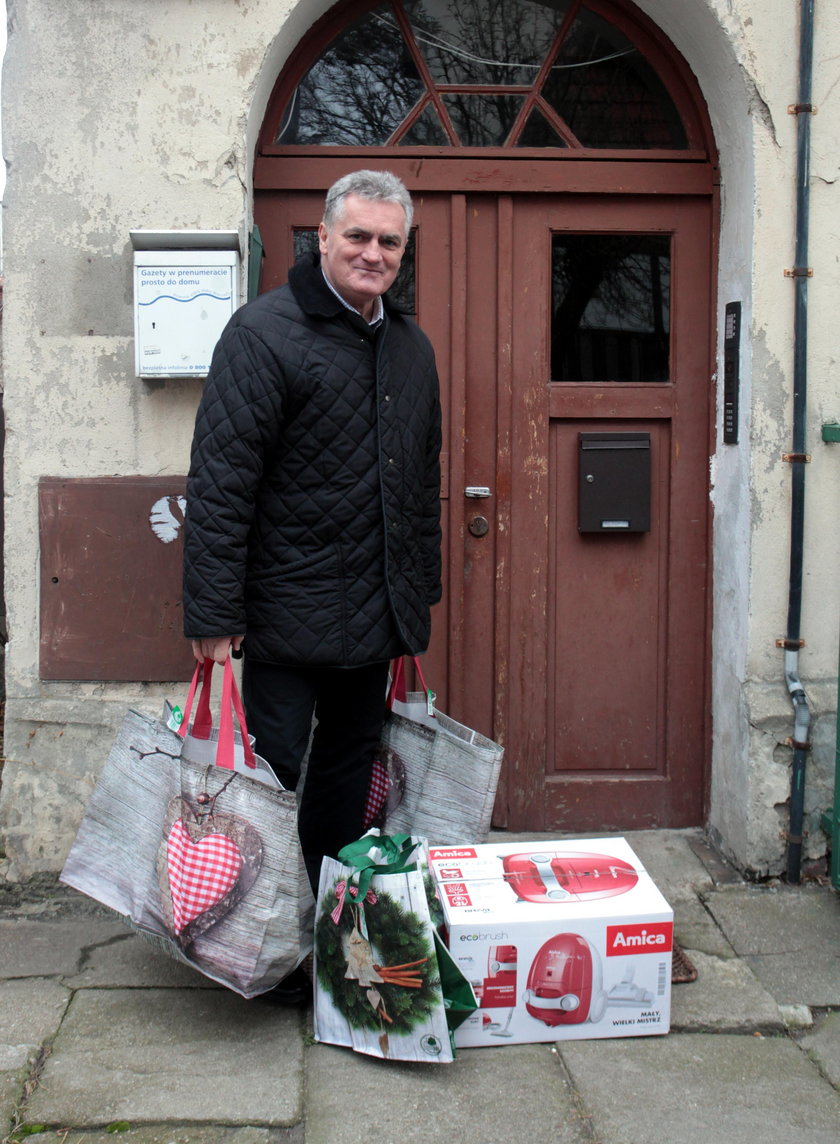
[606,922,672,956]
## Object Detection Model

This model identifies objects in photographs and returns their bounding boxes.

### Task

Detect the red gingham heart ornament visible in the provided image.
[167,818,243,934]
[362,748,406,829]
[363,760,391,828]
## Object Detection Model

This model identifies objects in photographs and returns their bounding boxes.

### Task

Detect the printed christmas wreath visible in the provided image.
[315,877,441,1035]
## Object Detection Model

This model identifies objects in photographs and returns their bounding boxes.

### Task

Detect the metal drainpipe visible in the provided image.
[783,0,816,884]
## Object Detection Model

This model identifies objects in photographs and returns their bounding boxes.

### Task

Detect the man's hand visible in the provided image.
[191,636,244,664]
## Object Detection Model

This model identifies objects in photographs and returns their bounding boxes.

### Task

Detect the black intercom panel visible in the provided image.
[578,432,651,533]
[723,301,741,444]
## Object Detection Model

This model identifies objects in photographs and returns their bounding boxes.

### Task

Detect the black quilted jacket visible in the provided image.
[182,253,442,666]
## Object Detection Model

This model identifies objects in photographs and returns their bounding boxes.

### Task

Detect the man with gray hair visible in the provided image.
[183,170,442,1000]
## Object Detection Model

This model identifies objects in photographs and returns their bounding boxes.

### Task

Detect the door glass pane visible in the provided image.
[276,10,424,144]
[404,0,569,86]
[516,106,569,148]
[398,103,451,146]
[542,10,687,148]
[442,93,526,146]
[551,235,670,382]
[293,229,417,315]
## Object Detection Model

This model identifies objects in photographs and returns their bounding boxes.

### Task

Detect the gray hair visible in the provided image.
[323,169,413,233]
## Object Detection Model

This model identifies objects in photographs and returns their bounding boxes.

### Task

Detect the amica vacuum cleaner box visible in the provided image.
[428,837,672,1046]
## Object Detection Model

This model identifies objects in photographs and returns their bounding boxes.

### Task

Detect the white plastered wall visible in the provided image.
[636,0,840,872]
[1,0,838,879]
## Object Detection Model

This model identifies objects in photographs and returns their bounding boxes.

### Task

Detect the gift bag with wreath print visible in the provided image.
[313,831,476,1063]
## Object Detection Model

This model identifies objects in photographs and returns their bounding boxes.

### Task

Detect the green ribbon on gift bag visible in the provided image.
[337,831,419,897]
[334,832,420,938]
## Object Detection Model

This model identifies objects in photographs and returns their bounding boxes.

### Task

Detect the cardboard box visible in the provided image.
[428,837,672,1046]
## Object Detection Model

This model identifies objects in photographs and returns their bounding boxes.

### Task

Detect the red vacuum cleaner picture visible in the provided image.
[524,932,656,1028]
[502,851,639,904]
[523,933,606,1026]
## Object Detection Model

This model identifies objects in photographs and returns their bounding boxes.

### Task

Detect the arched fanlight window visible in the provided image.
[272,0,695,151]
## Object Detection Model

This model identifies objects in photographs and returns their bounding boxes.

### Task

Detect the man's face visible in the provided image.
[318,193,407,320]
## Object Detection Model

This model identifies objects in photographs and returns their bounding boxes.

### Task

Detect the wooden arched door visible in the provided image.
[254,0,717,831]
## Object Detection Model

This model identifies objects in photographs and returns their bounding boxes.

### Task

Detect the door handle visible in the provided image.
[465,486,492,498]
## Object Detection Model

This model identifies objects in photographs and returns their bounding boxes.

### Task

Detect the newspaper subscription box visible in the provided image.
[428,838,673,1046]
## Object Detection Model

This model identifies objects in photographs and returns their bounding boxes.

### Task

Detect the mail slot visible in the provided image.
[578,432,651,533]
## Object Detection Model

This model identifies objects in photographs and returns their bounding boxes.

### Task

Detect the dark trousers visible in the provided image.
[241,658,390,892]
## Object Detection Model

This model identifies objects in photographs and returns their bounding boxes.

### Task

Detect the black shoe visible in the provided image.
[254,965,311,1006]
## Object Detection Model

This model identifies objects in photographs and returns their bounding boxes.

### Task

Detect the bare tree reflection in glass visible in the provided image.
[277,10,425,145]
[274,1,689,152]
[551,235,671,382]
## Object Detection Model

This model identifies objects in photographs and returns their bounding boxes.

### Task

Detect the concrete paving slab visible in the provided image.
[1,1063,27,1143]
[672,897,737,958]
[560,1032,840,1144]
[669,950,784,1033]
[24,989,305,1129]
[703,885,840,1006]
[621,829,715,901]
[305,1041,590,1144]
[0,919,129,978]
[64,930,216,990]
[1,978,71,1143]
[799,1010,840,1088]
[1,977,72,1051]
[19,1129,303,1144]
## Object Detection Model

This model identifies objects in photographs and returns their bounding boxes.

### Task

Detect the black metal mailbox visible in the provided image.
[578,432,651,533]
